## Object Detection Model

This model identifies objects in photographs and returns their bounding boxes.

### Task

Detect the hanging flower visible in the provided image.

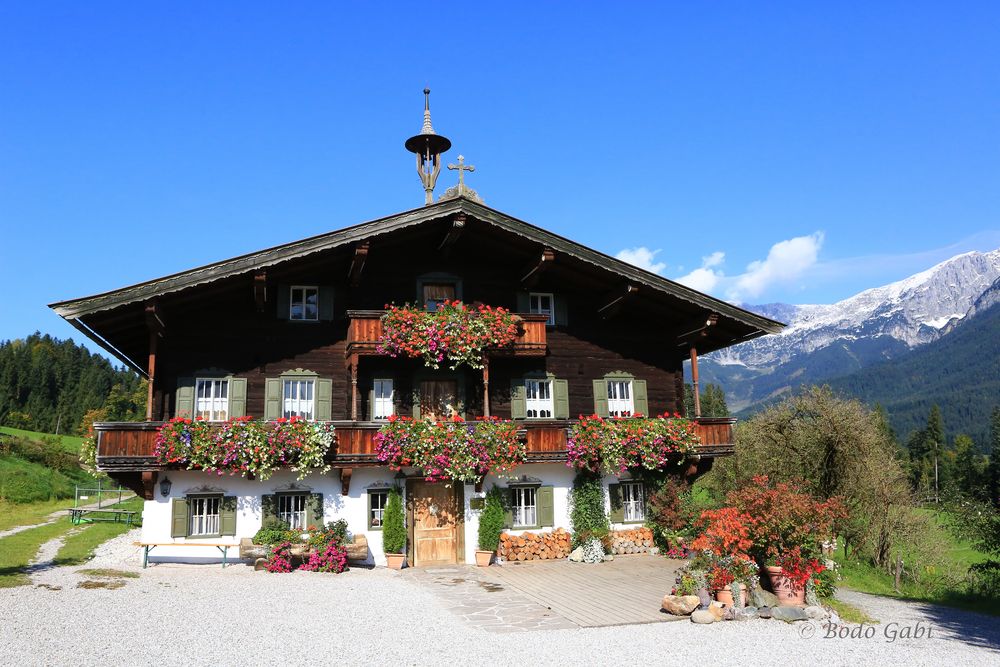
[566,414,700,474]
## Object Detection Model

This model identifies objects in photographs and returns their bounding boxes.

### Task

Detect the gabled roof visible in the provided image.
[50,197,784,336]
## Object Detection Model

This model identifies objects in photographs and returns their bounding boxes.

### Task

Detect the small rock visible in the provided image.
[661,594,701,616]
[758,606,773,619]
[733,606,760,622]
[603,554,615,562]
[771,607,809,623]
[568,547,584,562]
[751,586,779,608]
[723,607,736,621]
[804,605,829,620]
[648,546,660,555]
[707,601,726,620]
[829,610,842,625]
[691,610,716,624]
[253,558,268,571]
[696,588,712,609]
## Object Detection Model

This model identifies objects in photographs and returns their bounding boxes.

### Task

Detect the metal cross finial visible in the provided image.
[447,155,476,195]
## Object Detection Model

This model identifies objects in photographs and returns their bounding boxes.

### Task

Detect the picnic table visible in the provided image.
[134,542,240,568]
[68,507,138,527]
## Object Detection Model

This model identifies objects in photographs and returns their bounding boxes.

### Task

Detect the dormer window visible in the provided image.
[529,293,555,326]
[290,286,319,321]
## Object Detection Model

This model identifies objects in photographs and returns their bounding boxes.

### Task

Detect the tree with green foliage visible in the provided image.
[568,471,610,548]
[477,486,506,552]
[382,487,406,555]
[989,407,1000,507]
[683,383,729,418]
[950,434,986,500]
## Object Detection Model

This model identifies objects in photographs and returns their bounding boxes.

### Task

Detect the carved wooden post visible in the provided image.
[146,331,157,421]
[350,355,359,421]
[482,356,491,417]
[689,345,701,419]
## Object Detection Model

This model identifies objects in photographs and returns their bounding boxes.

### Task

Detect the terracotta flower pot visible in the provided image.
[385,553,406,570]
[766,566,806,606]
[475,550,493,567]
[714,583,747,608]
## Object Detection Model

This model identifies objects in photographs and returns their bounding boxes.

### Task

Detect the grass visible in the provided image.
[825,597,878,624]
[53,498,143,566]
[0,426,83,454]
[0,521,72,588]
[78,568,138,579]
[0,497,76,532]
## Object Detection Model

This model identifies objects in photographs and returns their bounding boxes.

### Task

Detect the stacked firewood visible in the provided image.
[498,528,572,561]
[608,527,654,555]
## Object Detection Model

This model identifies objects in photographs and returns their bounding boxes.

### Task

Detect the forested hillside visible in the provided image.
[0,333,143,435]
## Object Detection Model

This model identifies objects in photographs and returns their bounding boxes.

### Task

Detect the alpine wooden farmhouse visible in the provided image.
[50,96,783,566]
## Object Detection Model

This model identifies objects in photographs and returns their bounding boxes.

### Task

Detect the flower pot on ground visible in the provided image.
[475,550,493,567]
[476,486,506,567]
[714,583,748,608]
[385,553,406,570]
[766,566,806,606]
[382,486,407,570]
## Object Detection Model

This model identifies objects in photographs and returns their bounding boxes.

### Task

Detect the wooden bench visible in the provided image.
[69,508,138,527]
[134,541,240,569]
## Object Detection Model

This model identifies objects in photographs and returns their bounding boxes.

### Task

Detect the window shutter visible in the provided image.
[229,378,247,418]
[537,486,554,527]
[307,493,324,528]
[315,379,333,421]
[633,379,649,417]
[509,380,527,419]
[277,285,290,320]
[608,483,624,523]
[554,295,569,326]
[516,291,530,313]
[175,377,195,418]
[366,491,375,530]
[264,379,282,420]
[171,498,188,538]
[553,379,569,419]
[220,496,237,536]
[261,494,277,524]
[503,488,515,529]
[592,379,609,417]
[366,389,375,421]
[319,285,335,321]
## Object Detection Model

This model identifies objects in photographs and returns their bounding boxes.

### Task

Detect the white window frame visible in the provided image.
[524,378,554,419]
[621,481,645,523]
[195,378,229,422]
[189,496,221,537]
[282,378,315,420]
[529,292,555,326]
[277,494,308,530]
[607,379,634,417]
[373,379,394,421]
[513,486,538,528]
[369,490,388,529]
[289,285,320,321]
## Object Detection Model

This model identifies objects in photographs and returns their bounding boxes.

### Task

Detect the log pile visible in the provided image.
[608,527,654,555]
[498,528,572,561]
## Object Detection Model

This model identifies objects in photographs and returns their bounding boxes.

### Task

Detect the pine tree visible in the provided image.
[925,405,945,502]
[989,407,1000,507]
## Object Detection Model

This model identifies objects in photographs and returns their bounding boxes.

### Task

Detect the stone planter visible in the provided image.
[385,553,406,570]
[714,583,748,608]
[766,566,806,606]
[475,550,493,567]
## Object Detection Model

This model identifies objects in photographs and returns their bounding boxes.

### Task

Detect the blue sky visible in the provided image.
[2,3,999,353]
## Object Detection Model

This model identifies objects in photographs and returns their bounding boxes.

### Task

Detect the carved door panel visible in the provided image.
[410,480,458,566]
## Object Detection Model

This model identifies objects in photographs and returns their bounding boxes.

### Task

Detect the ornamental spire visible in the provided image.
[404,88,452,205]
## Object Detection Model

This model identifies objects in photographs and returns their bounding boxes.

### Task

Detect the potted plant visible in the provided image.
[382,486,407,570]
[709,555,758,607]
[476,486,505,567]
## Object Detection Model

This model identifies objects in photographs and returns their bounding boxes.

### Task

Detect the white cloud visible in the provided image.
[728,233,824,300]
[615,246,667,275]
[676,252,726,292]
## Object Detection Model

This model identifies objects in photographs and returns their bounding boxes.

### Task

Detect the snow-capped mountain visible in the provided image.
[713,249,1000,369]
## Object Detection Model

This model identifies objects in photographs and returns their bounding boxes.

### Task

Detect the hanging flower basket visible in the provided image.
[566,414,700,474]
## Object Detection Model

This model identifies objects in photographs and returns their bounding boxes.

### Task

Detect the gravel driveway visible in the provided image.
[1,530,996,666]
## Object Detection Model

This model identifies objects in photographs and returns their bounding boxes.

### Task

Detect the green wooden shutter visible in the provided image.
[229,377,247,418]
[277,285,290,320]
[503,487,515,528]
[553,379,569,419]
[261,494,277,524]
[220,496,237,536]
[319,285,335,321]
[608,484,624,523]
[366,491,375,530]
[592,379,609,417]
[315,379,332,421]
[307,493,324,528]
[554,295,569,326]
[537,486,554,527]
[264,378,282,420]
[633,379,649,417]
[510,380,526,419]
[171,498,188,538]
[175,377,195,418]
[516,291,530,313]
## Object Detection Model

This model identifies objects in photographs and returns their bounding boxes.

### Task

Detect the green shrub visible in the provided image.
[253,517,296,546]
[569,471,610,548]
[307,519,350,550]
[478,486,506,552]
[382,487,406,554]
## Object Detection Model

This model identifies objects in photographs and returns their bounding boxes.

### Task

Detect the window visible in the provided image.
[368,490,388,529]
[423,283,456,311]
[289,286,319,321]
[607,379,633,417]
[524,379,553,419]
[373,379,394,421]
[512,486,537,528]
[621,482,645,522]
[189,496,221,536]
[529,292,555,326]
[195,378,229,421]
[283,379,315,420]
[277,494,308,530]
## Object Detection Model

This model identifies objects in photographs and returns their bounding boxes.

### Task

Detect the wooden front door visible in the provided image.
[419,379,459,421]
[409,480,460,566]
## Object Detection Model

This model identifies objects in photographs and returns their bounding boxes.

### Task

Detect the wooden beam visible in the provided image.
[341,468,353,496]
[141,471,157,500]
[348,242,369,288]
[690,345,701,418]
[253,271,267,312]
[437,213,466,255]
[676,313,719,345]
[597,284,639,319]
[144,301,165,337]
[349,355,359,421]
[520,247,555,288]
[143,302,164,421]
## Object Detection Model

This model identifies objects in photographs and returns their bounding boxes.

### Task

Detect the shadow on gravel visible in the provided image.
[912,601,1000,652]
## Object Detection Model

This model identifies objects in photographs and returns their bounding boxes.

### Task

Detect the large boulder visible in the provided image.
[691,610,716,624]
[661,595,700,616]
[751,585,779,608]
[772,607,809,623]
[733,606,760,622]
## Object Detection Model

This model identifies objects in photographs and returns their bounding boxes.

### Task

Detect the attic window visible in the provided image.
[290,286,319,321]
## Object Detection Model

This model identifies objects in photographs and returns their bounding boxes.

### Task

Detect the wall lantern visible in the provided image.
[159,476,172,498]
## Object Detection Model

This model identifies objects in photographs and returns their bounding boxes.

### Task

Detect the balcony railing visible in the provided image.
[345,310,549,358]
[93,417,735,471]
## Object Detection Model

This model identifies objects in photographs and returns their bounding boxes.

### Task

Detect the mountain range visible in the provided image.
[699,249,1000,446]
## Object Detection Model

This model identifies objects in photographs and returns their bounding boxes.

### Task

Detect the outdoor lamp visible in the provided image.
[159,476,172,497]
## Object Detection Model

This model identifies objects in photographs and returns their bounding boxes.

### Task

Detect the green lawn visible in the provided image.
[54,498,143,566]
[0,497,76,532]
[0,426,83,454]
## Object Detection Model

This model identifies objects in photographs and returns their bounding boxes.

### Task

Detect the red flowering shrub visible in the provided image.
[775,546,826,588]
[264,542,294,573]
[299,542,349,574]
[154,417,211,464]
[566,414,700,474]
[689,506,753,559]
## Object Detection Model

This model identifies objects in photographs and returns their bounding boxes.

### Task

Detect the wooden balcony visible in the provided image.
[345,310,549,358]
